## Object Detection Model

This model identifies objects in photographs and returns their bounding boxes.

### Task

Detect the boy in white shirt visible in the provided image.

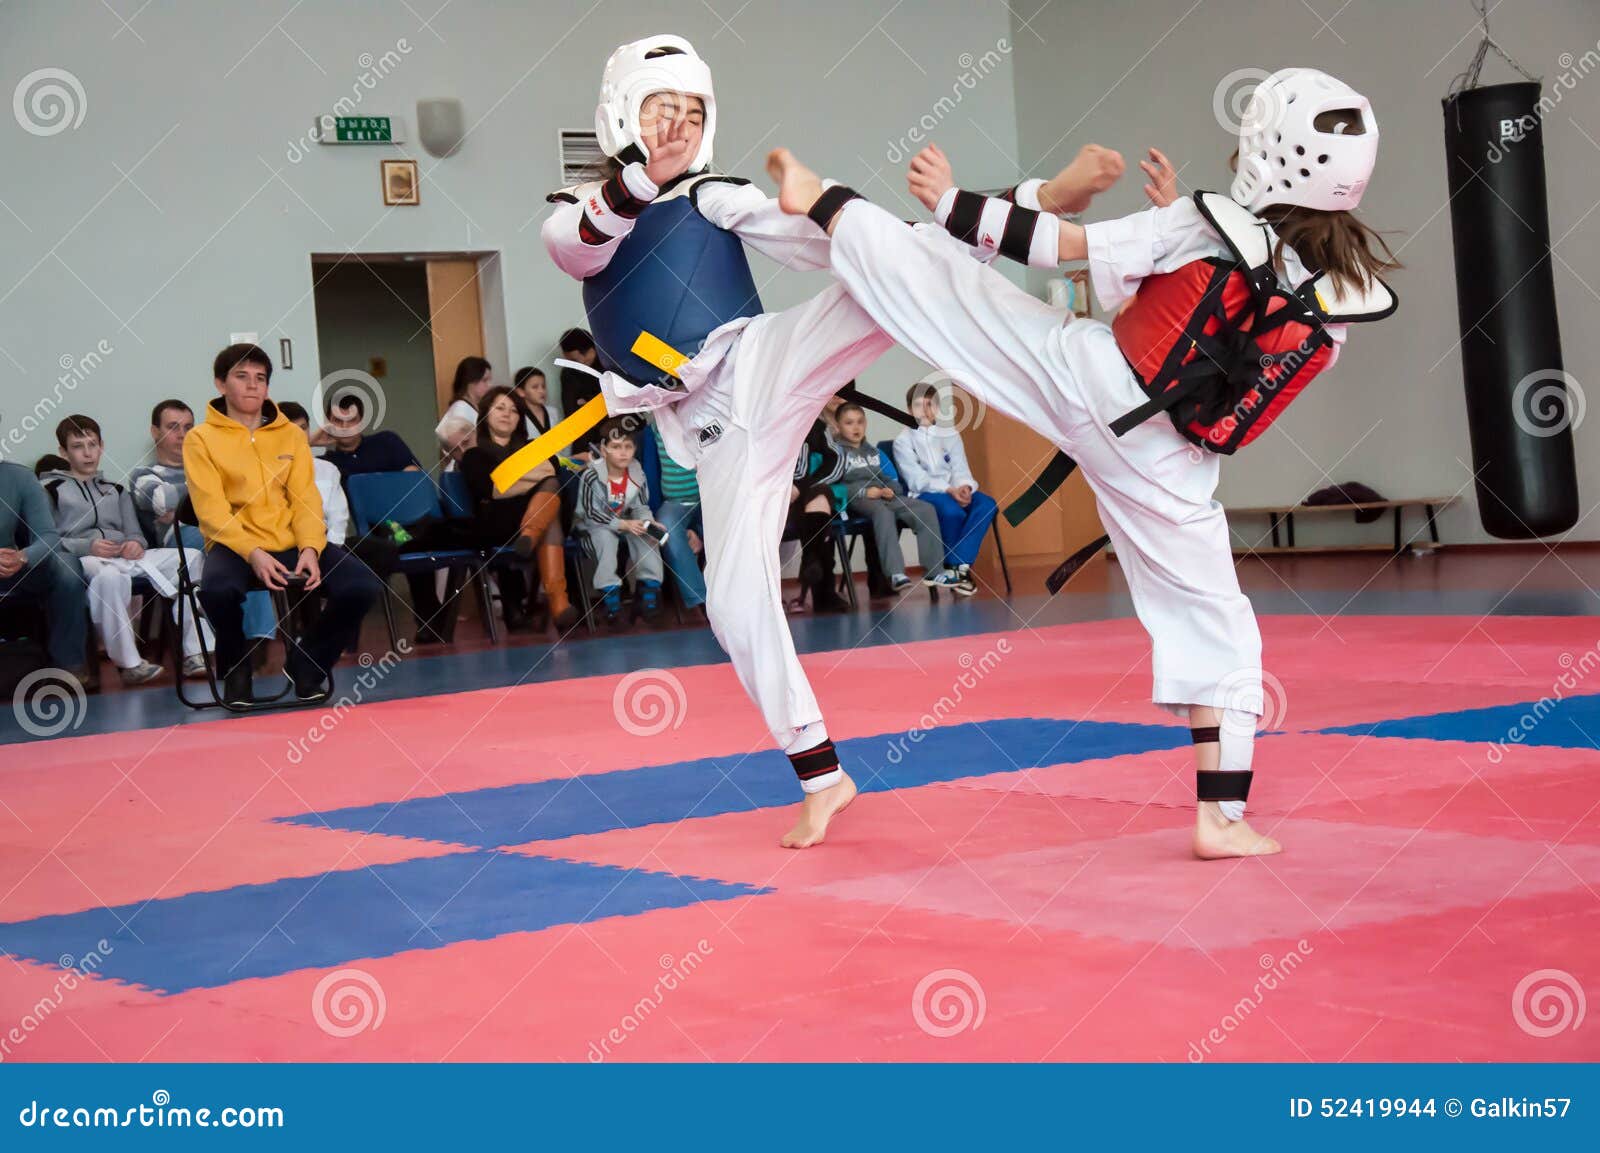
[892,380,997,595]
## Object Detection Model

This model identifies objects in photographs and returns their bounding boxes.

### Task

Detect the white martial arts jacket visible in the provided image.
[891,424,979,497]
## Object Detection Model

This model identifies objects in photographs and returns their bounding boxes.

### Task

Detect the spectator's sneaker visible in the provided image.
[922,569,964,590]
[181,654,210,679]
[638,580,663,623]
[222,667,253,707]
[954,565,979,597]
[291,669,329,702]
[601,586,624,628]
[890,573,913,592]
[118,661,163,686]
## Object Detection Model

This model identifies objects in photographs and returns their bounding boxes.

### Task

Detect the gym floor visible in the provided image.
[1,548,1598,1062]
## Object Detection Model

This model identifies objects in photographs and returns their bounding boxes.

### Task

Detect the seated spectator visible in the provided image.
[319,395,423,479]
[819,389,892,599]
[435,356,493,467]
[576,418,664,627]
[0,461,89,684]
[319,395,458,646]
[514,366,559,437]
[276,403,351,546]
[128,400,194,546]
[785,417,848,613]
[185,344,382,705]
[44,415,211,683]
[459,387,577,633]
[557,329,601,418]
[648,420,706,618]
[129,398,278,657]
[832,403,962,594]
[893,381,998,596]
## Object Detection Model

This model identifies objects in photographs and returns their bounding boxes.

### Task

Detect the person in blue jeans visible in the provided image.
[891,380,998,596]
[648,421,706,616]
[0,462,89,682]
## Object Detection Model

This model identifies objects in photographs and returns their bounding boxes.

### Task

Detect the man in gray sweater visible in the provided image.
[43,415,209,683]
[832,403,960,594]
[0,461,88,678]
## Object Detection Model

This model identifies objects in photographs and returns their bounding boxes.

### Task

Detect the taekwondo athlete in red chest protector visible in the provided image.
[767,67,1399,859]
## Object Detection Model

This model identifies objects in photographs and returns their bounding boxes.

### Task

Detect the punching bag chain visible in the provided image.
[1449,0,1538,98]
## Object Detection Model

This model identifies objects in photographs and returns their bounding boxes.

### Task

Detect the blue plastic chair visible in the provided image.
[345,471,496,644]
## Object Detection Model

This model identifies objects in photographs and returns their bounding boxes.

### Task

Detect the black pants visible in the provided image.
[0,552,88,669]
[198,545,382,679]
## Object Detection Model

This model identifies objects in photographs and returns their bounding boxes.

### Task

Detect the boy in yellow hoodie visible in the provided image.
[185,344,382,705]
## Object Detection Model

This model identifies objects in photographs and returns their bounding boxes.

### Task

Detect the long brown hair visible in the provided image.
[1228,150,1400,293]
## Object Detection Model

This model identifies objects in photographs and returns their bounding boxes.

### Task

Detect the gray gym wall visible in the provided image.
[3,0,1598,549]
[0,0,1020,479]
[1009,0,1600,547]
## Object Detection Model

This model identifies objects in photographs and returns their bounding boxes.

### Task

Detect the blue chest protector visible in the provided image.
[580,176,764,386]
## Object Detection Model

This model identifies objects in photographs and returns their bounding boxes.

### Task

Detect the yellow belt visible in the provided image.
[490,331,689,492]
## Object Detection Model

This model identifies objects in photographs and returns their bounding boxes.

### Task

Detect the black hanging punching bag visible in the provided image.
[1442,82,1579,537]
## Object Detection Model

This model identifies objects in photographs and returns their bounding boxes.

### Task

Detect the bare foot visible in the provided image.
[1192,803,1282,860]
[766,148,826,218]
[780,771,858,849]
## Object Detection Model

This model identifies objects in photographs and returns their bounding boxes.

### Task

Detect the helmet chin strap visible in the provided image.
[555,358,601,380]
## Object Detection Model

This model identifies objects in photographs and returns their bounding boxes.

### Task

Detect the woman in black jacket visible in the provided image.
[459,387,577,632]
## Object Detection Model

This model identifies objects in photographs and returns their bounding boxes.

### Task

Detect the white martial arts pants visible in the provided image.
[827,202,1262,717]
[672,283,893,756]
[81,550,211,669]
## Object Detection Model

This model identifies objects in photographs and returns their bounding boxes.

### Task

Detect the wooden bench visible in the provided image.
[1228,496,1459,556]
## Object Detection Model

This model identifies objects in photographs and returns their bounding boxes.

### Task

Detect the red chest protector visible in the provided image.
[1108,191,1396,453]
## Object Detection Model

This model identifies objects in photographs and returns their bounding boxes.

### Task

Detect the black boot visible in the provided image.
[798,513,848,612]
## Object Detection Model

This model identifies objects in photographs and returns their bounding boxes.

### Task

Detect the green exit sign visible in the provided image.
[314,114,406,144]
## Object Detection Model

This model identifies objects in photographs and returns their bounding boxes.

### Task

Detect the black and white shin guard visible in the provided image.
[787,728,843,794]
[1192,709,1256,821]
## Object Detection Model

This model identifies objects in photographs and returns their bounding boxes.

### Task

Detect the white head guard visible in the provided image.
[594,35,716,174]
[1230,68,1378,212]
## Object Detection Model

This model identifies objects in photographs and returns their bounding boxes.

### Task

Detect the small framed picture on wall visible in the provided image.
[382,159,419,206]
